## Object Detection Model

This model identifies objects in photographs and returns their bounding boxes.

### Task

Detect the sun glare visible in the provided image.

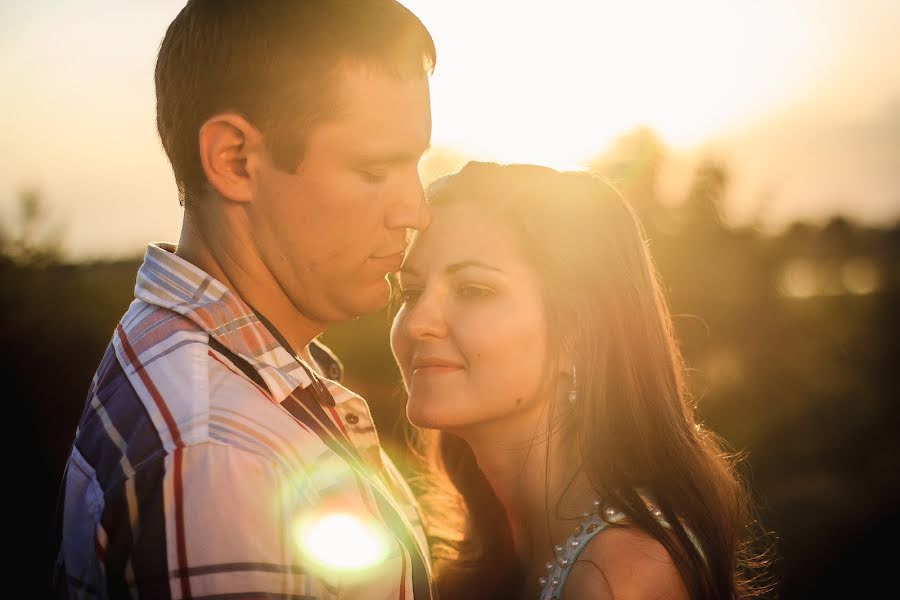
[412,0,827,166]
[294,513,392,572]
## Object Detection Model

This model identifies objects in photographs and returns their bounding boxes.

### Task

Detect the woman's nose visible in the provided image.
[404,291,448,340]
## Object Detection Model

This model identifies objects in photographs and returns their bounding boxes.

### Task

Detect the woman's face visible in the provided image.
[390,203,551,436]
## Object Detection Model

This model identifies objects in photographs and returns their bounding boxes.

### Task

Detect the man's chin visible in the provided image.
[344,277,393,318]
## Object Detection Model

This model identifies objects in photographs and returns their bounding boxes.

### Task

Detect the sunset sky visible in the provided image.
[1,0,898,259]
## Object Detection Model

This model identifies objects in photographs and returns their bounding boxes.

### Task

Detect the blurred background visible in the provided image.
[2,1,898,597]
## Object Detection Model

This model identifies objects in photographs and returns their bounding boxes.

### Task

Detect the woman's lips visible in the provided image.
[412,365,464,376]
[411,357,465,376]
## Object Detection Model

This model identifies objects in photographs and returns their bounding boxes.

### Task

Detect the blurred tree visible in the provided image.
[682,159,728,230]
[588,126,666,231]
[0,188,65,266]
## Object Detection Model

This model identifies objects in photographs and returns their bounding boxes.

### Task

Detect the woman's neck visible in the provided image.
[458,407,599,576]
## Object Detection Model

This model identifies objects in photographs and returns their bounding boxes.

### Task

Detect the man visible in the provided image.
[56,1,435,597]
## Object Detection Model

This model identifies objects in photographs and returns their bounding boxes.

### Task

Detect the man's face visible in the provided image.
[252,66,432,324]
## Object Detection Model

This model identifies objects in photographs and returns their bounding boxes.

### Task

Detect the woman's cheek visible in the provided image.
[474,309,545,397]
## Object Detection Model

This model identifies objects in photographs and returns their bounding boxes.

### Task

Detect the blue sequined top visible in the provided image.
[537,498,703,600]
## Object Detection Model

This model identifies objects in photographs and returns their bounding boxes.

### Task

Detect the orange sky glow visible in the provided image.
[1,0,898,258]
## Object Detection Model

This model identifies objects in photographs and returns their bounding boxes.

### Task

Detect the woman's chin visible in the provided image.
[406,405,442,430]
[407,398,465,431]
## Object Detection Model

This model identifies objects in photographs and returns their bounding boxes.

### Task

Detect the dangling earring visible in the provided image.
[568,365,578,403]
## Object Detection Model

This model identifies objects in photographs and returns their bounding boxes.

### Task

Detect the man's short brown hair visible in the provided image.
[155,0,436,206]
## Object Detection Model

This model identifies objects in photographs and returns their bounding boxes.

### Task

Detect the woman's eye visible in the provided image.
[399,288,422,304]
[457,285,494,300]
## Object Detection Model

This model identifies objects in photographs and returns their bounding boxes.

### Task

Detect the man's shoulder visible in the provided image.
[113,301,212,421]
[102,303,347,460]
[89,300,210,423]
[74,303,214,477]
[117,299,208,356]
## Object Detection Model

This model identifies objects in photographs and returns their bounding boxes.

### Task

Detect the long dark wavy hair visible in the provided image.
[404,162,771,599]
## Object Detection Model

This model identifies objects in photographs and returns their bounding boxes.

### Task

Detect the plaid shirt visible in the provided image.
[57,243,433,599]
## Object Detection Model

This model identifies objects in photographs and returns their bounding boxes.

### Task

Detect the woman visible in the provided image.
[390,162,768,599]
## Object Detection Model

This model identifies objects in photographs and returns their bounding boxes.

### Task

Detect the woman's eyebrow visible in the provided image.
[445,260,503,275]
[399,260,504,278]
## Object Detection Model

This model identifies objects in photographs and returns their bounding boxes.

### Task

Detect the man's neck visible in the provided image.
[175,208,326,356]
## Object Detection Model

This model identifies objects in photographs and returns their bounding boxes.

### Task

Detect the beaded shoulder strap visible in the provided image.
[537,506,623,600]
[538,496,674,600]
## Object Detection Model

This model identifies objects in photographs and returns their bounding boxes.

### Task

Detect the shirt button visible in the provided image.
[345,413,359,425]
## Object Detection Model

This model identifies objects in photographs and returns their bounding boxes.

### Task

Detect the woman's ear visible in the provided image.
[198,113,266,203]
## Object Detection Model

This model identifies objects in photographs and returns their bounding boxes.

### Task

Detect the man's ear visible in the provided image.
[198,113,266,203]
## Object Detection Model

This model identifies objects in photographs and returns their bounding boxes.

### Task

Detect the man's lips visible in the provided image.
[411,357,465,375]
[370,251,405,272]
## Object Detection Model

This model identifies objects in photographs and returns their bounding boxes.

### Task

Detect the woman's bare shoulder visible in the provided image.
[563,526,690,600]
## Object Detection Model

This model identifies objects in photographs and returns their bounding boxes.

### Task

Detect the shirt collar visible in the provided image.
[134,243,325,403]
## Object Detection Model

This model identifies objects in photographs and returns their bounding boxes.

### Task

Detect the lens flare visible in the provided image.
[294,512,391,571]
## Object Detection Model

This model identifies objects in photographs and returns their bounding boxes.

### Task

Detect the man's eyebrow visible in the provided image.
[356,144,432,166]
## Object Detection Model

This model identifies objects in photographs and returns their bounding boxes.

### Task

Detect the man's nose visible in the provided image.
[387,168,431,231]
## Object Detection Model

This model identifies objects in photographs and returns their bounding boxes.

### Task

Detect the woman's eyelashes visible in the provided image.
[455,284,495,300]
[398,282,497,306]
